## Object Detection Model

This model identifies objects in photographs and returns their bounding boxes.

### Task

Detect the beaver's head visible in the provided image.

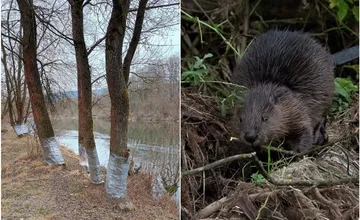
[235,84,290,148]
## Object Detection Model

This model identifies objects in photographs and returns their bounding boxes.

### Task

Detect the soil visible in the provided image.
[1,124,178,220]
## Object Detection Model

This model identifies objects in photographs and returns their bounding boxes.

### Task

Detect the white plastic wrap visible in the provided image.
[79,144,89,172]
[152,175,167,199]
[171,185,180,205]
[85,147,103,184]
[13,124,29,136]
[41,137,65,165]
[105,153,129,198]
[26,119,36,135]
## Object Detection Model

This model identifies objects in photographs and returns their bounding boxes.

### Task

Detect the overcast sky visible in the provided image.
[1,0,180,92]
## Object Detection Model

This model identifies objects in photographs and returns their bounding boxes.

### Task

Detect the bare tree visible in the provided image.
[105,0,148,198]
[68,0,103,183]
[17,0,64,165]
[1,0,29,127]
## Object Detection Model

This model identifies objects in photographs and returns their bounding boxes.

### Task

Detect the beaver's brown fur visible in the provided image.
[232,30,335,153]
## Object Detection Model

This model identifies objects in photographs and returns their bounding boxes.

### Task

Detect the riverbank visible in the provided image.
[1,124,178,220]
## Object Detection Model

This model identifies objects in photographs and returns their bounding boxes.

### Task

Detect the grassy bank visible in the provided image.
[1,124,178,220]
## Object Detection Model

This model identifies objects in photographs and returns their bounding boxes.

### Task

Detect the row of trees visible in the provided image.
[2,0,179,199]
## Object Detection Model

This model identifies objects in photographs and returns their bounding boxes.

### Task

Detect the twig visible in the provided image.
[260,145,297,155]
[181,206,193,219]
[182,153,254,176]
[341,205,359,220]
[129,2,179,12]
[257,132,358,157]
[87,35,106,56]
[252,153,359,187]
[201,80,247,89]
[255,192,270,220]
[196,191,276,219]
[311,187,342,218]
[251,153,276,182]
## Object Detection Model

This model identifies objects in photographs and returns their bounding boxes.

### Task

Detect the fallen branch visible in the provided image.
[182,153,254,176]
[182,147,359,187]
[181,206,193,219]
[196,191,276,219]
[196,196,229,219]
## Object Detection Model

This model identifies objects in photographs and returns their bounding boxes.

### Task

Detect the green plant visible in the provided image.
[219,90,244,117]
[181,10,241,57]
[331,77,358,113]
[251,172,265,183]
[182,53,214,86]
[329,0,359,22]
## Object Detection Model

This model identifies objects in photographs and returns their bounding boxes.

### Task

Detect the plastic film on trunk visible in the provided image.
[13,124,29,136]
[41,137,65,165]
[105,153,129,198]
[85,147,103,184]
[79,144,89,172]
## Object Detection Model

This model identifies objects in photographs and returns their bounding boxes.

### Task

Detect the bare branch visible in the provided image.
[123,0,149,83]
[129,2,179,12]
[87,34,106,56]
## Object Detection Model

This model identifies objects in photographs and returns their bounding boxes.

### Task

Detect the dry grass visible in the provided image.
[181,88,359,219]
[1,123,178,220]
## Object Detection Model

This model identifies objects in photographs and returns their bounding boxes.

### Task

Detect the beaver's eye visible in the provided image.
[239,117,243,123]
[261,116,268,122]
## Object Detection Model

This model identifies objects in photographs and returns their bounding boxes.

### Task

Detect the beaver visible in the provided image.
[232,30,335,153]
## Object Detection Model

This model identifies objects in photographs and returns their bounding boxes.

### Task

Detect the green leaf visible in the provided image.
[330,0,341,8]
[335,77,358,93]
[182,71,194,78]
[352,6,359,21]
[203,53,213,59]
[251,173,265,183]
[193,69,208,75]
[335,80,351,102]
[194,59,203,69]
[337,1,349,22]
[187,62,194,71]
[336,86,351,102]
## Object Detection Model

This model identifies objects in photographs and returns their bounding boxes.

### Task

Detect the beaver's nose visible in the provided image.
[244,132,258,143]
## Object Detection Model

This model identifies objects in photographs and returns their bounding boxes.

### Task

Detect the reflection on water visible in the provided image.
[52,118,178,146]
[55,130,177,170]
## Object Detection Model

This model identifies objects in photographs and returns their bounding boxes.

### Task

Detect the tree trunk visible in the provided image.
[17,0,64,165]
[2,40,15,126]
[1,101,8,119]
[104,0,131,198]
[105,0,148,198]
[15,29,25,124]
[69,0,102,184]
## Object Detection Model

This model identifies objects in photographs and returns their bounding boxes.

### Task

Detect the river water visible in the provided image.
[51,118,180,203]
